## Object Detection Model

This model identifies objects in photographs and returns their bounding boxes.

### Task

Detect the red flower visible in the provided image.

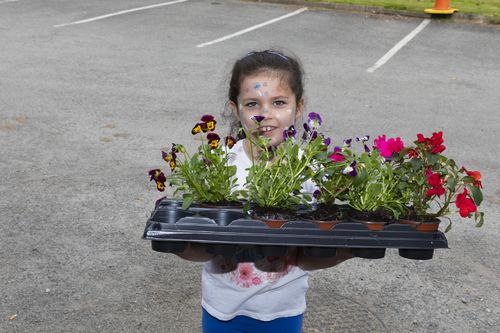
[425,170,445,197]
[463,167,483,189]
[407,148,419,158]
[455,189,477,218]
[416,131,446,154]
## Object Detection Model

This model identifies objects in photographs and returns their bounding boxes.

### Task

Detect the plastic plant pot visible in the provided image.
[302,246,338,258]
[397,219,441,232]
[197,210,247,226]
[205,243,238,257]
[151,241,187,253]
[399,248,434,260]
[151,209,195,224]
[352,248,386,259]
[158,199,184,208]
[255,245,289,257]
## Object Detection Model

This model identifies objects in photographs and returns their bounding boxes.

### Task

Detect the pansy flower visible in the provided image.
[455,188,477,218]
[148,169,167,192]
[307,112,322,129]
[330,146,345,162]
[322,135,331,146]
[283,125,296,141]
[192,122,208,135]
[207,133,220,149]
[225,136,236,149]
[251,115,265,123]
[356,135,371,153]
[201,115,217,132]
[162,151,177,171]
[343,138,352,147]
[313,189,321,199]
[342,161,357,177]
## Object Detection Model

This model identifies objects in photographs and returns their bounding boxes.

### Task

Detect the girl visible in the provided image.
[177,50,353,333]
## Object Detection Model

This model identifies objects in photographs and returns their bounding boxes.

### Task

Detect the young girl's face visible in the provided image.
[232,71,304,147]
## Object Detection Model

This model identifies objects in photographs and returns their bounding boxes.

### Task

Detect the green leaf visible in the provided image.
[182,194,194,209]
[470,186,483,205]
[475,212,484,227]
[444,221,452,233]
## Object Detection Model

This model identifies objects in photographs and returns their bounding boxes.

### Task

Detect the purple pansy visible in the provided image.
[343,138,352,147]
[356,135,371,153]
[251,115,265,123]
[283,125,296,141]
[307,112,322,129]
[313,189,321,199]
[322,136,331,146]
[342,161,357,177]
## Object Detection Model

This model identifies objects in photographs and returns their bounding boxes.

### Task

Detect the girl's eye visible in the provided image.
[245,102,258,108]
[274,100,287,107]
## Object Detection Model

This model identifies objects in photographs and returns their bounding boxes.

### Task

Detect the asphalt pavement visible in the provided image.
[1,0,499,332]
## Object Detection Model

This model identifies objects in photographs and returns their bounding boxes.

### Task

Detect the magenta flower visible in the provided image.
[373,135,404,158]
[330,146,345,162]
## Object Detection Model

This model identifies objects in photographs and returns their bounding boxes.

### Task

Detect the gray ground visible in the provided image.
[1,0,499,332]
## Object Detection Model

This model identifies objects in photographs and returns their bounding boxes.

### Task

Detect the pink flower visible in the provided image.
[373,135,404,158]
[252,277,262,285]
[329,146,345,162]
[238,263,253,281]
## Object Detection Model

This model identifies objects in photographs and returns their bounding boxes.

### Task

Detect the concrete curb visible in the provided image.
[246,0,500,26]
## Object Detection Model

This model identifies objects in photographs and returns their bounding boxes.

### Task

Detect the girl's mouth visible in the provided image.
[257,126,276,136]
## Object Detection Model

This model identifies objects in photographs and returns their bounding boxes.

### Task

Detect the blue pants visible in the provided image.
[202,308,303,333]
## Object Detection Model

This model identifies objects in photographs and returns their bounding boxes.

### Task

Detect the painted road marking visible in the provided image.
[0,0,19,4]
[367,19,431,73]
[54,0,189,28]
[196,7,308,48]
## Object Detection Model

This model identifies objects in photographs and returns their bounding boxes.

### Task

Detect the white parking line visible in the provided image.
[54,0,189,28]
[196,7,308,48]
[367,19,431,73]
[0,0,19,4]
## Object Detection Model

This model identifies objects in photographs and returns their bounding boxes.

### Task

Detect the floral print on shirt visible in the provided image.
[228,257,293,288]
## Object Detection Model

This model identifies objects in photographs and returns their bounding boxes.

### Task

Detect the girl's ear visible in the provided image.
[229,101,240,121]
[295,97,305,119]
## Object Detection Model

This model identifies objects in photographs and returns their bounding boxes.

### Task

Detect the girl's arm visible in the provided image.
[175,242,215,262]
[295,247,354,271]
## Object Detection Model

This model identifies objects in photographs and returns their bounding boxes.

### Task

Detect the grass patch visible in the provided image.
[305,0,500,19]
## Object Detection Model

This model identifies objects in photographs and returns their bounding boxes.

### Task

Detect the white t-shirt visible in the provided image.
[201,139,315,321]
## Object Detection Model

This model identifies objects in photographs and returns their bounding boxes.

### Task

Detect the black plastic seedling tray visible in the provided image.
[143,200,448,261]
